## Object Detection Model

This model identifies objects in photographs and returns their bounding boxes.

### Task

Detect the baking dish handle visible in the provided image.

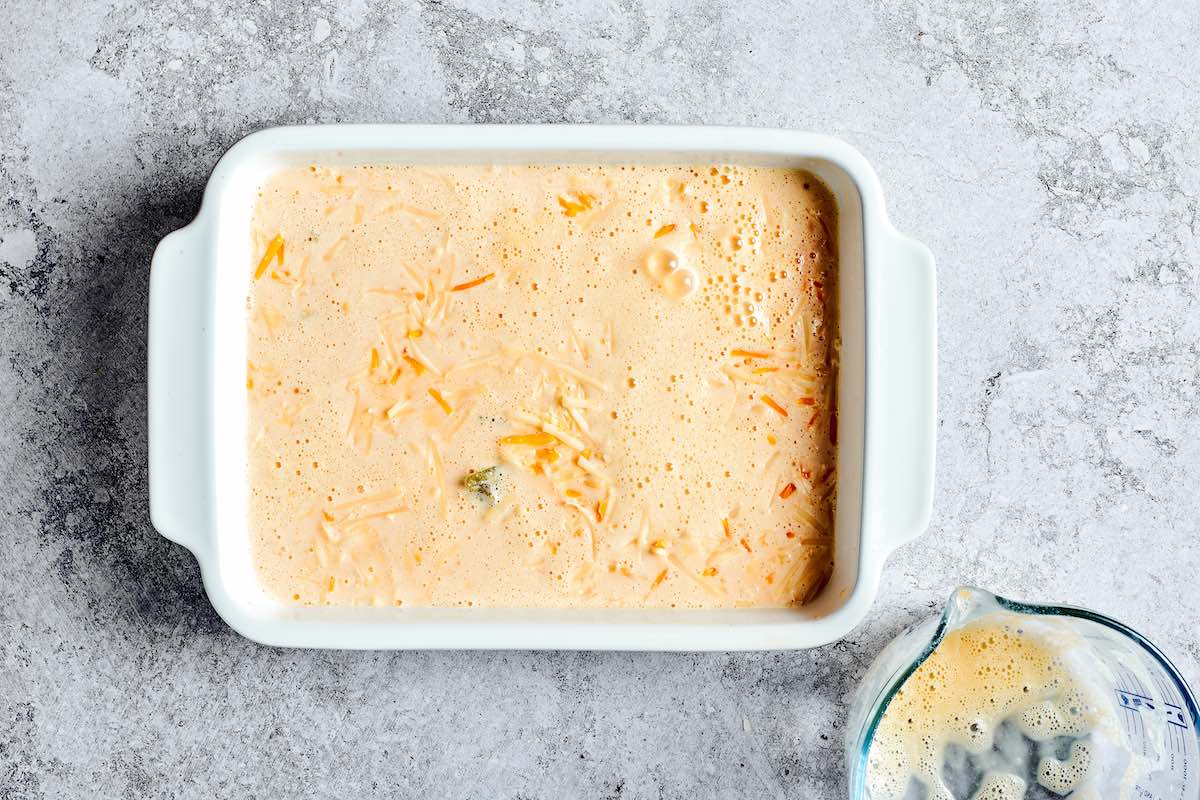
[148,223,213,555]
[871,231,937,549]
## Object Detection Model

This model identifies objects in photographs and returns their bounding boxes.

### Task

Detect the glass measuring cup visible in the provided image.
[846,586,1199,799]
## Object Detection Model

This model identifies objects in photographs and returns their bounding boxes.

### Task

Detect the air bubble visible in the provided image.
[663,268,697,299]
[645,248,679,281]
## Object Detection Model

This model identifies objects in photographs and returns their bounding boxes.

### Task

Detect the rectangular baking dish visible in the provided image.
[149,124,935,650]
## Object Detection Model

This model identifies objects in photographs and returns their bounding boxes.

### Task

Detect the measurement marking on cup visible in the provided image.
[1117,688,1156,708]
[1164,702,1189,730]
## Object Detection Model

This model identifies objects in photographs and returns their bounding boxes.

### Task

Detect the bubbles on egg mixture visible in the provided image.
[663,265,697,299]
[864,613,1126,800]
[969,772,1026,800]
[645,247,679,280]
[1037,740,1093,795]
[643,246,698,299]
[248,163,840,610]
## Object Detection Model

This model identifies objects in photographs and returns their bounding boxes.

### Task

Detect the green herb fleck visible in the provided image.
[463,466,506,506]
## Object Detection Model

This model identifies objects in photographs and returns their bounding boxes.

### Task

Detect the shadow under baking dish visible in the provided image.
[149,125,935,649]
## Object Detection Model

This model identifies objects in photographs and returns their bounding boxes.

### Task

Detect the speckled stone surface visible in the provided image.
[2,1,1198,797]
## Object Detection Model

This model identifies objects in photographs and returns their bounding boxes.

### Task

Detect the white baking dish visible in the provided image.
[149,125,935,650]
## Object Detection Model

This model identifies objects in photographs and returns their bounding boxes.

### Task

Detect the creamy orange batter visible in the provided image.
[246,163,838,608]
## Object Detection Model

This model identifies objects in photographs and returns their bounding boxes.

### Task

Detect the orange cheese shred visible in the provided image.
[651,568,668,589]
[427,388,452,415]
[761,394,789,417]
[653,223,676,239]
[730,349,770,359]
[499,432,556,447]
[722,518,732,539]
[254,234,284,279]
[779,482,797,500]
[451,272,495,292]
[402,355,426,375]
[558,191,595,217]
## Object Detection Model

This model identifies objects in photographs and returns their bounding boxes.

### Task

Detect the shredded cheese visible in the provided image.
[402,354,426,375]
[540,421,587,452]
[385,399,410,419]
[668,555,725,598]
[445,353,500,376]
[405,203,441,219]
[499,432,557,447]
[322,234,347,262]
[565,403,593,439]
[558,190,595,217]
[406,339,442,375]
[525,350,608,392]
[451,272,495,292]
[247,163,839,609]
[796,507,826,536]
[761,394,789,417]
[428,388,452,415]
[254,234,284,279]
[574,454,607,480]
[378,323,399,364]
[427,437,447,519]
[722,365,768,386]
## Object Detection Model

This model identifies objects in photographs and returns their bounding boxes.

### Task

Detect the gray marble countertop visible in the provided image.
[2,1,1197,797]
